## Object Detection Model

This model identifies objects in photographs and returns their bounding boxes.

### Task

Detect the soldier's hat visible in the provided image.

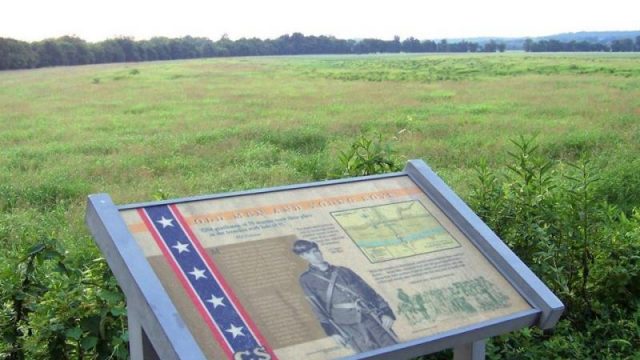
[292,239,318,255]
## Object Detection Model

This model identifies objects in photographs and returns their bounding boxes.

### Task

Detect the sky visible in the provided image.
[1,0,639,42]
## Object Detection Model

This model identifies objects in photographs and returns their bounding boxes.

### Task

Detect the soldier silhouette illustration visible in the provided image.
[292,239,398,352]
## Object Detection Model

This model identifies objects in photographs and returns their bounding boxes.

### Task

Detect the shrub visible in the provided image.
[2,133,637,359]
[337,133,402,177]
[469,137,640,358]
[0,239,128,359]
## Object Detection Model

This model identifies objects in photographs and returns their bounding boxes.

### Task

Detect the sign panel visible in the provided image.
[119,175,531,359]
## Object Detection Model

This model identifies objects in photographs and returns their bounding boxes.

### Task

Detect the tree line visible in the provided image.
[524,36,640,52]
[0,33,507,70]
[3,33,639,71]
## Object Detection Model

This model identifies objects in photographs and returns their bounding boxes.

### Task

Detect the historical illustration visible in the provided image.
[396,276,511,326]
[292,239,398,352]
[331,200,460,263]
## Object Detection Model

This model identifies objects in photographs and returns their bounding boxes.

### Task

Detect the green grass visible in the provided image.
[1,52,639,247]
[1,52,639,358]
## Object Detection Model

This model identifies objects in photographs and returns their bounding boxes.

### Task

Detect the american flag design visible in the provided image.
[138,204,277,360]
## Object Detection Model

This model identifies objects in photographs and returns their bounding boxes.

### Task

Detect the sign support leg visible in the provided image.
[453,340,485,360]
[128,310,144,360]
[128,308,160,360]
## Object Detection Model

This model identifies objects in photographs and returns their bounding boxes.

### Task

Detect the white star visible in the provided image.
[188,267,207,280]
[156,216,174,228]
[206,294,225,309]
[225,324,244,339]
[172,241,190,254]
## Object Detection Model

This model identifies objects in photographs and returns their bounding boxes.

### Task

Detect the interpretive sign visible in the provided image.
[86,160,563,360]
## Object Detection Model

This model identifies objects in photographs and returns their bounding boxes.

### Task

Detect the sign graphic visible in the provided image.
[331,200,460,262]
[138,204,276,360]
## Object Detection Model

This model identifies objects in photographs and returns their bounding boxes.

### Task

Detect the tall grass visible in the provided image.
[1,53,639,358]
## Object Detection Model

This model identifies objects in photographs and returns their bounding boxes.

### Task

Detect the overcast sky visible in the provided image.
[1,0,638,42]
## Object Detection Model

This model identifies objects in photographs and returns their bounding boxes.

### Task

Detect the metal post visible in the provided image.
[128,307,161,360]
[128,308,144,360]
[141,326,161,360]
[453,340,485,360]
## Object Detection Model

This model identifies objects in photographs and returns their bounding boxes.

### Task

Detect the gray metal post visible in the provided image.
[453,340,485,360]
[128,308,144,360]
[86,194,205,360]
[128,305,161,360]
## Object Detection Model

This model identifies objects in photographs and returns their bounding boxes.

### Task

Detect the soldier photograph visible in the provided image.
[292,239,399,353]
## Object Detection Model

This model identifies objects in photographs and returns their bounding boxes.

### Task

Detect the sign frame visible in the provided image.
[85,159,564,360]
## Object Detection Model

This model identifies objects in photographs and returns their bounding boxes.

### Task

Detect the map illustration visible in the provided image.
[331,201,460,263]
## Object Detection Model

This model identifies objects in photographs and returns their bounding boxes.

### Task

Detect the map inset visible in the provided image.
[331,201,460,263]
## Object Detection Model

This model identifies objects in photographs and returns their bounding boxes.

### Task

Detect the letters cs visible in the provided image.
[233,346,271,360]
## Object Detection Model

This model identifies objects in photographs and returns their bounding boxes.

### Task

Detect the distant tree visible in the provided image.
[448,41,463,52]
[216,34,233,56]
[611,38,634,52]
[636,36,640,51]
[421,40,437,52]
[387,35,401,53]
[437,39,448,52]
[110,37,142,61]
[482,40,497,52]
[449,41,472,52]
[289,32,306,54]
[233,38,265,56]
[547,40,563,51]
[353,38,386,54]
[96,39,126,63]
[7,32,634,70]
[526,38,614,52]
[140,37,172,60]
[0,38,37,69]
[33,39,65,66]
[57,36,93,65]
[524,38,533,52]
[401,37,421,52]
[189,37,217,57]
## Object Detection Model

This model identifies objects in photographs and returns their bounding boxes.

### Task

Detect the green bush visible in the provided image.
[469,137,640,358]
[337,133,402,177]
[0,239,127,359]
[595,156,640,216]
[1,134,638,359]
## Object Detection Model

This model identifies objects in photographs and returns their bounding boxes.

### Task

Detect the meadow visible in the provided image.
[1,53,639,358]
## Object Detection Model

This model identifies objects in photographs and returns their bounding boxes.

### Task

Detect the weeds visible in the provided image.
[297,55,640,83]
[0,239,127,359]
[469,137,640,358]
[338,133,402,177]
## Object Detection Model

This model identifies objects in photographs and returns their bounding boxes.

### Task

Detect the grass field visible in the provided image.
[1,52,639,358]
[1,53,639,243]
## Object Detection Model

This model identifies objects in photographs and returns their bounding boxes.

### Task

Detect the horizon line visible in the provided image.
[3,29,640,44]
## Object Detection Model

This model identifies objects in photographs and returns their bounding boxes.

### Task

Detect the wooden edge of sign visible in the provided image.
[85,193,207,360]
[404,159,565,330]
[343,308,540,360]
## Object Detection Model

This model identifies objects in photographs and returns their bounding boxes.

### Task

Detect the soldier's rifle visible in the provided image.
[355,299,400,343]
[309,272,400,344]
[306,295,356,349]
